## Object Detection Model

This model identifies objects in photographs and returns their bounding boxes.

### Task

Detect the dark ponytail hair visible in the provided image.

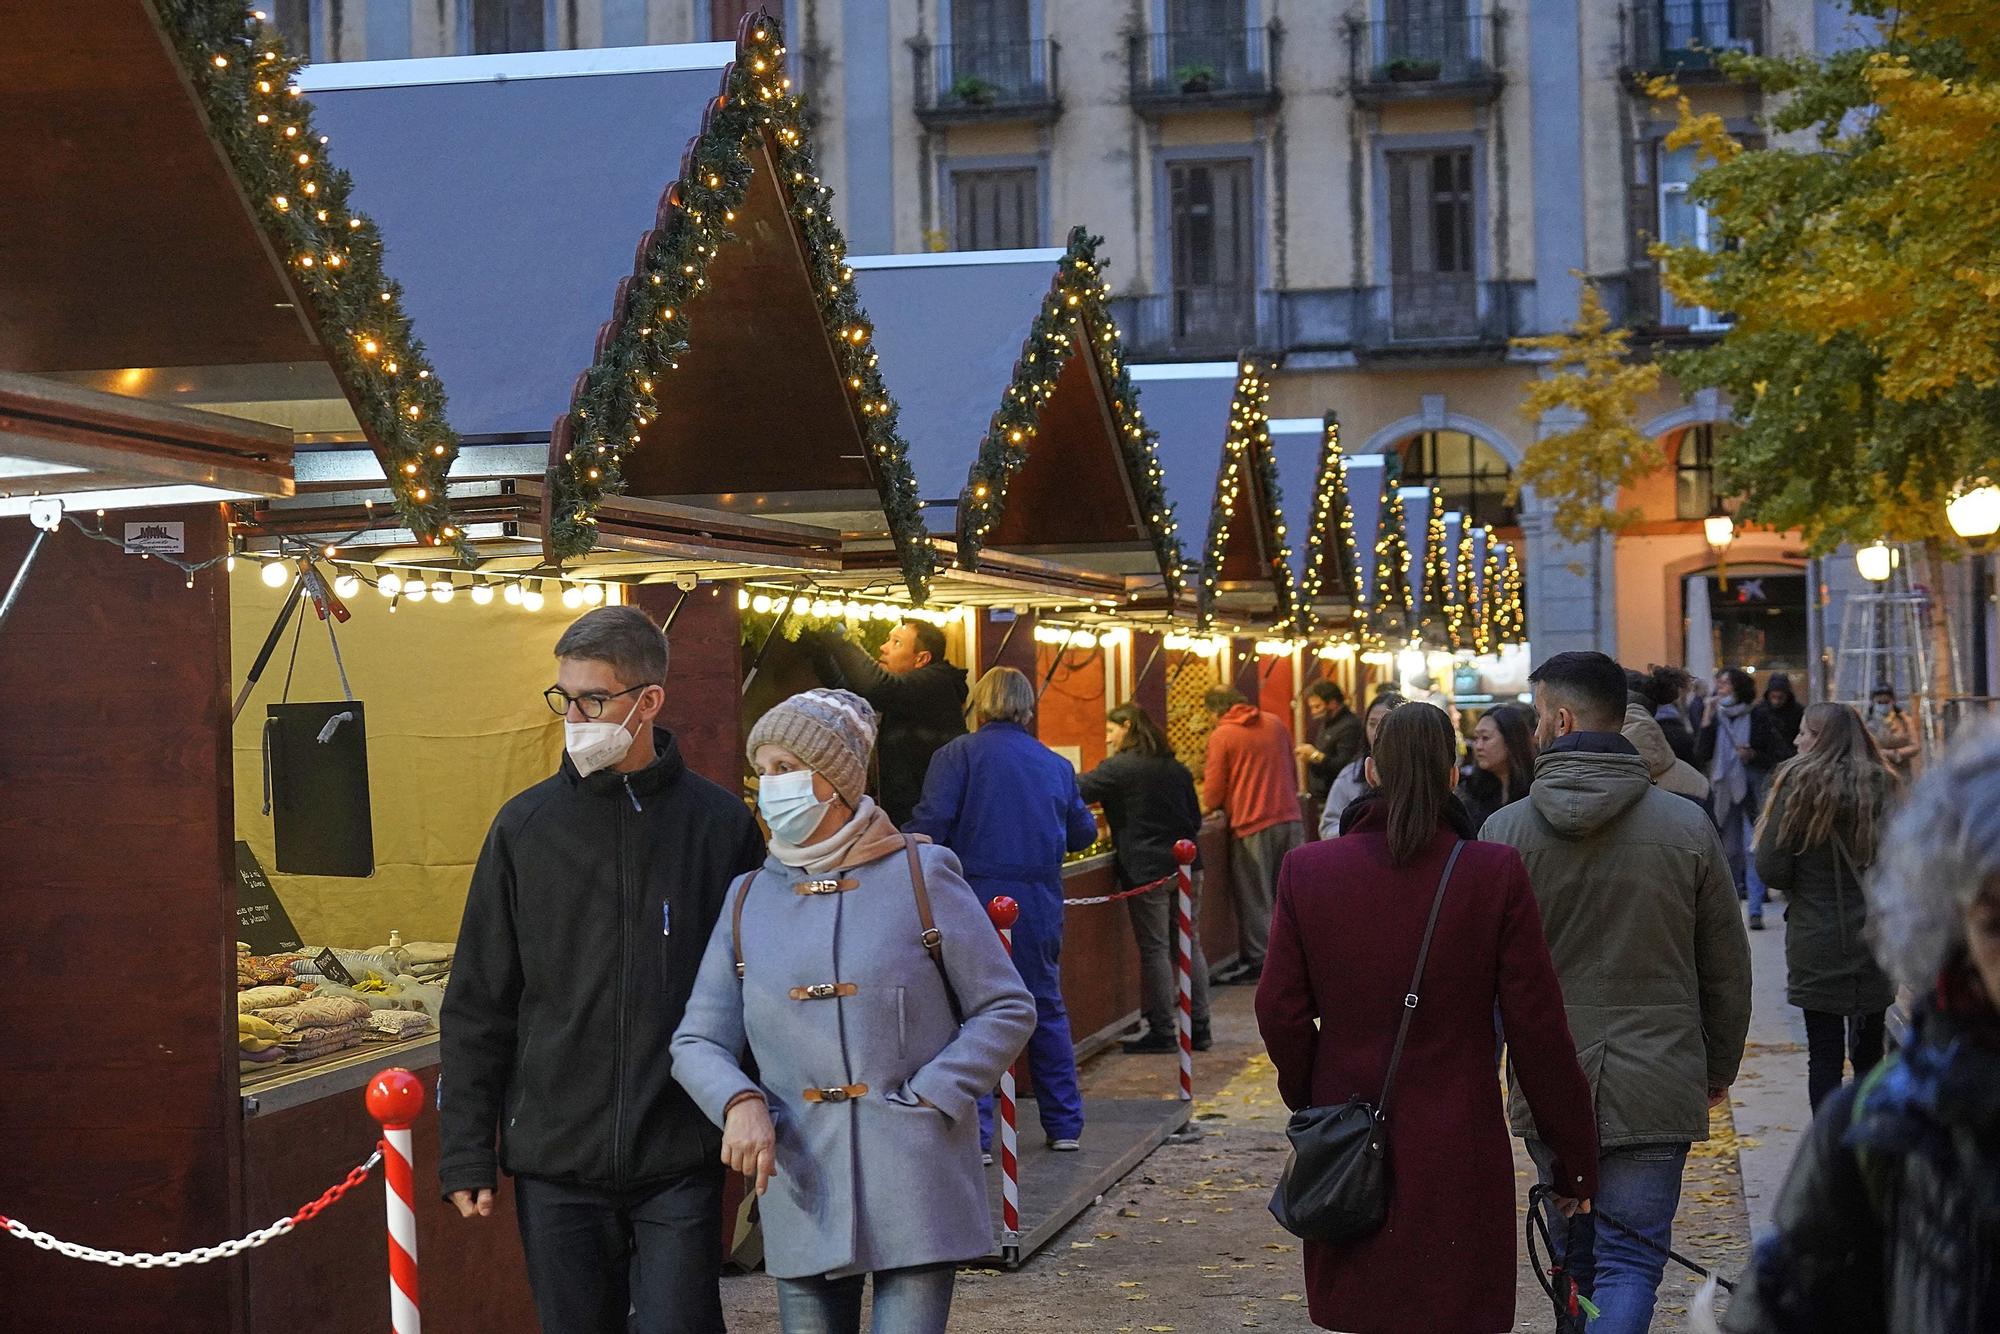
[1372,704,1458,867]
[1106,702,1172,758]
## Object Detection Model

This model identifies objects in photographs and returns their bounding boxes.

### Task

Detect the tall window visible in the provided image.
[947,0,1033,99]
[952,168,1040,251]
[1168,158,1256,347]
[1398,431,1515,529]
[1675,423,1720,520]
[1385,0,1472,69]
[267,0,312,56]
[1166,0,1251,85]
[1387,150,1478,339]
[473,0,545,55]
[1658,143,1728,330]
[709,0,756,40]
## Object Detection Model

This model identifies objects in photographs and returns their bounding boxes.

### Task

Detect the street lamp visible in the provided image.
[1947,479,2000,543]
[1855,541,1897,583]
[1703,505,1735,552]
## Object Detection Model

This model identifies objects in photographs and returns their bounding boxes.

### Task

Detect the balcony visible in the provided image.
[1129,27,1280,117]
[1624,1,1763,80]
[914,39,1061,127]
[1348,9,1504,106]
[1354,277,1515,356]
[1112,287,1280,360]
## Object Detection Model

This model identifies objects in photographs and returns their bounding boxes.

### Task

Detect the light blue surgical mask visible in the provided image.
[757,768,831,844]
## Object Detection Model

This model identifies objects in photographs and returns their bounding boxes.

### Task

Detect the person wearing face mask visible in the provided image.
[439,607,765,1334]
[673,690,1034,1333]
[1866,682,1921,778]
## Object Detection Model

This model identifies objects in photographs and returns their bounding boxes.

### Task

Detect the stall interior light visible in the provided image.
[1254,639,1299,658]
[1317,642,1359,661]
[260,558,290,588]
[332,573,361,599]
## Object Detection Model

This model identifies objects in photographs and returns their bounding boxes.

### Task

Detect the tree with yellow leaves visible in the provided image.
[1511,279,1663,645]
[1652,0,2000,707]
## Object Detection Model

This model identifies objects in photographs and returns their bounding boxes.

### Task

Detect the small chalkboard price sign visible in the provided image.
[234,842,303,955]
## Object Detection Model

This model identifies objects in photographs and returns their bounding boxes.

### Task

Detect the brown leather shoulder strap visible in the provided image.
[904,834,941,960]
[730,869,758,979]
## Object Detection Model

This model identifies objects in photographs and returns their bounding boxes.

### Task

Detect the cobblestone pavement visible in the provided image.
[719,976,1764,1333]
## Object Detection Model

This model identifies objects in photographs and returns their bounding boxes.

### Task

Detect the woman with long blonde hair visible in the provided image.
[1753,702,1898,1110]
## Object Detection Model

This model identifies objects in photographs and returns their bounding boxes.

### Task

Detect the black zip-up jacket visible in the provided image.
[1077,749,1203,888]
[438,728,764,1198]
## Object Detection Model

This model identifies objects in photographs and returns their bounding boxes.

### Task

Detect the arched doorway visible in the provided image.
[1394,429,1517,530]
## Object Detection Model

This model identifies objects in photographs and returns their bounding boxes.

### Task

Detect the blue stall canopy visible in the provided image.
[1345,454,1388,612]
[301,45,733,445]
[1269,417,1323,595]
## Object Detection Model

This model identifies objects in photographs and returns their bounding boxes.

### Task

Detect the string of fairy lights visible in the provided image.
[1368,473,1415,647]
[161,1,464,556]
[955,228,1185,594]
[545,14,936,601]
[1420,488,1451,644]
[1196,360,1297,632]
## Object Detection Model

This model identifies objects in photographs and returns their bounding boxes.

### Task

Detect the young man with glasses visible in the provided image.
[441,606,764,1333]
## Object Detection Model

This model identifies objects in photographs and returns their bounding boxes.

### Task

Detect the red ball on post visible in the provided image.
[365,1067,426,1128]
[986,896,1020,931]
[1172,838,1198,866]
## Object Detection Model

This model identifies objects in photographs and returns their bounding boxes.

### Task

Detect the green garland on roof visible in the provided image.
[1196,361,1296,629]
[1298,413,1361,637]
[1492,542,1527,647]
[1418,488,1450,647]
[956,227,1185,595]
[545,15,937,600]
[157,1,465,555]
[1368,473,1415,646]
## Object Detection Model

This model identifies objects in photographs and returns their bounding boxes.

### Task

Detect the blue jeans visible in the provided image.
[1744,768,1772,919]
[973,878,1082,1146]
[774,1263,955,1334]
[1528,1140,1690,1334]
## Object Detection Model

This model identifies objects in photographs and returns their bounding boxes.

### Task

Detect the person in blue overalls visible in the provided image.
[908,665,1100,1153]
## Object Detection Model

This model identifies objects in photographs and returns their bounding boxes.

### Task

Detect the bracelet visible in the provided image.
[723,1090,767,1116]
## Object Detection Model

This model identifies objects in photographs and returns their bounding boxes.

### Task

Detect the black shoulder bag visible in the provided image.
[1268,840,1464,1244]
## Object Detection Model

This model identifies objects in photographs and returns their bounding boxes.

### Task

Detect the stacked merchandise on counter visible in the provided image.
[235,944,439,1071]
[367,937,454,989]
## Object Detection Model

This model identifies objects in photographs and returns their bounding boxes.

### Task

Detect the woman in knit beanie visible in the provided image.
[672,689,1035,1333]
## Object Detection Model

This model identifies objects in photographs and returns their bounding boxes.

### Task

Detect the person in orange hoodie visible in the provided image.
[1201,688,1306,984]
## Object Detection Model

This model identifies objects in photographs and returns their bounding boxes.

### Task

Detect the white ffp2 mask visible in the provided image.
[565,695,645,778]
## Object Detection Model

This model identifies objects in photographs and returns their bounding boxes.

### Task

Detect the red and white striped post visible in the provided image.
[986,895,1022,1267]
[366,1068,425,1334]
[1172,839,1198,1103]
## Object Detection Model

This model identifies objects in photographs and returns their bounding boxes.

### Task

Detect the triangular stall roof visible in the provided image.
[1292,414,1363,636]
[0,2,491,513]
[295,35,856,585]
[850,231,1184,605]
[1128,361,1291,629]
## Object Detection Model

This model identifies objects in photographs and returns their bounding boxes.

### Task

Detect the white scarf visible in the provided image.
[1709,701,1751,808]
[768,797,910,874]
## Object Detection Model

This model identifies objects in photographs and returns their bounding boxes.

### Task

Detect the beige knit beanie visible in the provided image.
[745,689,879,808]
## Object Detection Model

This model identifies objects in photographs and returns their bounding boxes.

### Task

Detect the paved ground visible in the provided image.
[721,907,1796,1332]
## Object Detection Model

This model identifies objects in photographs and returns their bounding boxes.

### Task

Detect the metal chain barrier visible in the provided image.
[0,1146,382,1269]
[1061,870,1176,909]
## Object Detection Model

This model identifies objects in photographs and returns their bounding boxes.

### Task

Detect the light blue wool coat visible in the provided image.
[671,839,1035,1279]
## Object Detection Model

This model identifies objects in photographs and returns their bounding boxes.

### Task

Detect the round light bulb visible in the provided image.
[378,571,403,597]
[582,583,604,607]
[431,579,455,603]
[522,589,545,612]
[503,582,522,605]
[470,584,494,605]
[260,559,289,588]
[333,574,361,598]
[405,581,428,603]
[751,594,773,614]
[562,586,585,610]
[1855,541,1895,583]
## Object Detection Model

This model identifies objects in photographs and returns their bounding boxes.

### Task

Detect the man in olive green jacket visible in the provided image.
[1482,651,1752,1334]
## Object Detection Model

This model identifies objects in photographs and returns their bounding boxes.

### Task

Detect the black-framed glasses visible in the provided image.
[544,684,648,719]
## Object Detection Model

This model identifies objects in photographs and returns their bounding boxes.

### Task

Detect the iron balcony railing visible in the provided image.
[1349,8,1502,89]
[1627,0,1763,74]
[1130,27,1277,106]
[1351,276,1513,349]
[1115,288,1280,359]
[915,38,1060,122]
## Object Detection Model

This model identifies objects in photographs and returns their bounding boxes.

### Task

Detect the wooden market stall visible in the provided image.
[0,3,543,1329]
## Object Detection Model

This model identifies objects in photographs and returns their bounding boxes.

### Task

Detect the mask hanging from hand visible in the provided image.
[566,695,645,778]
[757,768,831,844]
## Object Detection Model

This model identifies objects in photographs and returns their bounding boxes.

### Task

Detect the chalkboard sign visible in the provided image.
[234,842,302,955]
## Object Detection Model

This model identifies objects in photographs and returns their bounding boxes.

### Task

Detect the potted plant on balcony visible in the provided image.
[950,73,1001,106]
[1382,55,1443,83]
[1174,62,1217,94]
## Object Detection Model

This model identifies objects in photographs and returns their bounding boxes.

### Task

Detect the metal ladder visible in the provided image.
[1832,544,1960,744]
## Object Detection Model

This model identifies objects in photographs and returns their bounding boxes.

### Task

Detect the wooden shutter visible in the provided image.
[953,169,1039,251]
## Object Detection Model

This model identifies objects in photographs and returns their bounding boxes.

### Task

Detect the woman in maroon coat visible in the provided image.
[1256,703,1599,1334]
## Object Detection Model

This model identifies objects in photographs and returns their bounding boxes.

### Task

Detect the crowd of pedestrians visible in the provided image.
[436,602,1985,1333]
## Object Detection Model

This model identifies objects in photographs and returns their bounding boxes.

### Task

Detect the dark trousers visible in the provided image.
[1802,1008,1888,1112]
[513,1167,725,1334]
